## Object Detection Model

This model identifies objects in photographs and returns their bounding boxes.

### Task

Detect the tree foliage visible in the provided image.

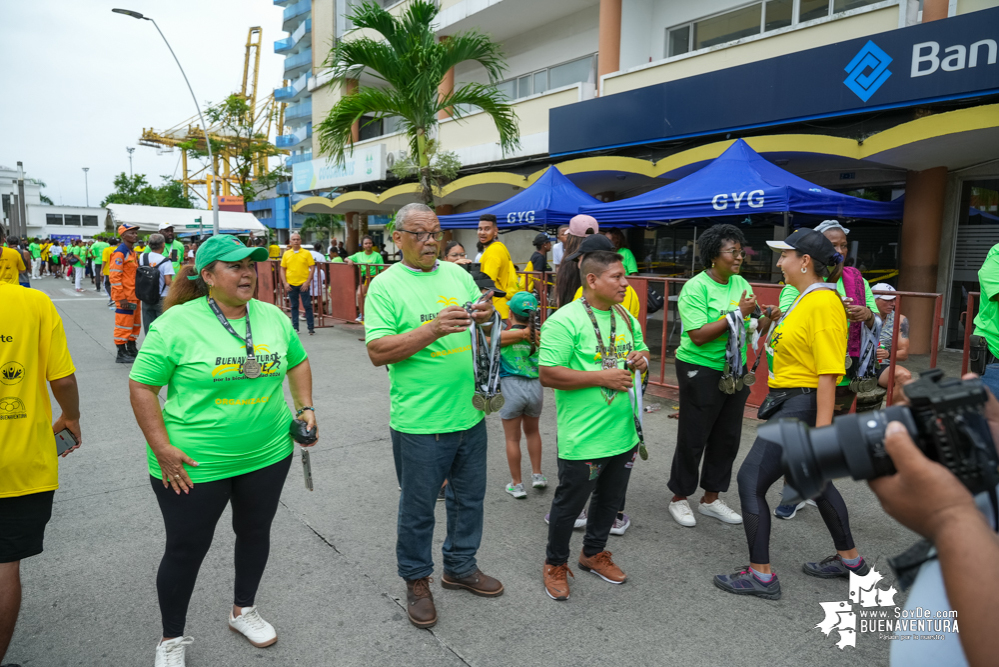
[316,0,519,204]
[300,213,344,249]
[100,173,196,208]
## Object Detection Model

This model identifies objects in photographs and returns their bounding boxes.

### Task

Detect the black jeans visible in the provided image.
[736,391,855,564]
[142,300,163,335]
[668,359,749,498]
[287,284,314,332]
[546,446,637,566]
[150,454,292,637]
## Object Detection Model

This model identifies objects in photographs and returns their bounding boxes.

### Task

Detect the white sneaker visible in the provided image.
[668,499,696,527]
[574,509,588,528]
[355,315,363,322]
[228,606,277,647]
[531,473,548,489]
[805,499,818,507]
[505,482,526,499]
[698,498,743,524]
[155,636,193,667]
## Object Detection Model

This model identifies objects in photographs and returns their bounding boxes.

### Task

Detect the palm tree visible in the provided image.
[316,0,519,204]
[300,213,344,249]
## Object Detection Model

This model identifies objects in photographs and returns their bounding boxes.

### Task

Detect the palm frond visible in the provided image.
[438,83,520,154]
[316,87,409,165]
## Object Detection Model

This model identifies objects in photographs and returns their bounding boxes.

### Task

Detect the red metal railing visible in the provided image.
[962,291,981,376]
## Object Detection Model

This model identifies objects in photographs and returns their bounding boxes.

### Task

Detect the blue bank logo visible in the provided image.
[844,41,893,102]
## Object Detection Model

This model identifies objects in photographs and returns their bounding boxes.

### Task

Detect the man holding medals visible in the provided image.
[129,234,317,666]
[364,203,504,630]
[539,247,649,601]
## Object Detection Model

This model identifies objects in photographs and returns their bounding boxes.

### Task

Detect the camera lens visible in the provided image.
[759,406,918,502]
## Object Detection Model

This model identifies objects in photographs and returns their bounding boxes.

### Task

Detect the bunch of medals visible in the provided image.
[466,293,505,414]
[848,313,883,393]
[207,295,261,379]
[718,310,748,394]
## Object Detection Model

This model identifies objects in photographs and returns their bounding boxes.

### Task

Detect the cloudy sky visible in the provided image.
[0,0,290,209]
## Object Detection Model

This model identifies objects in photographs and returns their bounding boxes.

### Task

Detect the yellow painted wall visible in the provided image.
[604,5,899,95]
[957,0,999,13]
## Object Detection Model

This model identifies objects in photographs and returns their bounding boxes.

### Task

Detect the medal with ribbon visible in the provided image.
[465,293,505,414]
[207,296,261,379]
[581,297,620,405]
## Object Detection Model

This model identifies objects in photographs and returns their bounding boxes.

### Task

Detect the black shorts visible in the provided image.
[0,491,55,563]
[876,364,890,380]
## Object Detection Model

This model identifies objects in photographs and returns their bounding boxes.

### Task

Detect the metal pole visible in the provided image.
[127,147,135,178]
[82,168,90,207]
[16,162,27,239]
[147,18,220,236]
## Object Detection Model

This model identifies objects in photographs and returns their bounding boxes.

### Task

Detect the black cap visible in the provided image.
[766,229,841,266]
[471,271,507,298]
[533,232,554,247]
[564,233,615,262]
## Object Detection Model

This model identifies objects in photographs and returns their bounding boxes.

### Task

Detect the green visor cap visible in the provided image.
[188,234,270,280]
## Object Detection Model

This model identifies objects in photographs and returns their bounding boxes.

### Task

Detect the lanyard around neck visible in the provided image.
[207,297,254,361]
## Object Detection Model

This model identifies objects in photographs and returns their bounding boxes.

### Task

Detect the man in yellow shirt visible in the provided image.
[269,242,281,260]
[0,229,26,285]
[0,282,80,665]
[101,237,116,305]
[477,214,517,319]
[280,232,316,334]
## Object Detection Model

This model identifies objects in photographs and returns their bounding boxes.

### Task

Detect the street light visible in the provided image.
[82,167,89,207]
[126,147,135,178]
[112,8,220,236]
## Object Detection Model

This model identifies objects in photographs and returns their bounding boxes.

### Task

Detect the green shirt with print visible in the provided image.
[349,251,383,278]
[780,275,876,386]
[618,247,639,276]
[90,241,109,264]
[364,261,483,434]
[129,298,307,483]
[144,239,186,273]
[66,246,83,265]
[539,299,648,460]
[676,271,753,371]
[500,326,539,379]
[28,242,41,259]
[974,244,999,358]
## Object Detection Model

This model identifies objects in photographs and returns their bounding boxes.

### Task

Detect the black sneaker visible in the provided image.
[437,486,446,502]
[803,554,870,579]
[714,566,781,600]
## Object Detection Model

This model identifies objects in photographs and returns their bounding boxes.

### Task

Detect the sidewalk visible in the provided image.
[8,277,917,666]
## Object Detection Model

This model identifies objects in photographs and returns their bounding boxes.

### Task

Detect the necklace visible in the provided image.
[581,297,619,404]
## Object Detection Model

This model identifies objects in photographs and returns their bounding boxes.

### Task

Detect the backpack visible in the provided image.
[136,253,170,305]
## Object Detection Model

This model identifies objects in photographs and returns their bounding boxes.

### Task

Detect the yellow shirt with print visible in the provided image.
[479,241,517,319]
[572,285,641,319]
[281,247,315,287]
[0,247,26,285]
[0,284,76,497]
[269,244,281,260]
[768,288,847,389]
[102,245,115,276]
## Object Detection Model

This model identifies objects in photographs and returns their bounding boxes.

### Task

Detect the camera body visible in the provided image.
[760,369,999,503]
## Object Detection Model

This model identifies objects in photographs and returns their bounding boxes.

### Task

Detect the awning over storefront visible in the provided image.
[580,140,903,224]
[438,166,601,229]
[104,204,267,235]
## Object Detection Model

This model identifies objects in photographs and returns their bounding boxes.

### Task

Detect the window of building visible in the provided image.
[494,54,596,103]
[82,215,98,227]
[666,0,885,57]
[64,214,81,226]
[46,213,63,226]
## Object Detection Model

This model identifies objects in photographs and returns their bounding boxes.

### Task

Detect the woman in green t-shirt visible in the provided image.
[129,235,317,662]
[346,235,383,322]
[668,224,778,529]
[604,228,639,275]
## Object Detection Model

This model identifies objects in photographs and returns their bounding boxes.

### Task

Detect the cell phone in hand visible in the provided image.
[55,428,78,456]
[301,447,314,491]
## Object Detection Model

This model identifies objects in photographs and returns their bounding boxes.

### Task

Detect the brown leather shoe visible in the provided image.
[441,569,504,597]
[405,577,437,628]
[543,562,574,600]
[578,550,626,584]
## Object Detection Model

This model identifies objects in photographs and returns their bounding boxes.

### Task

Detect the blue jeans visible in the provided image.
[391,419,487,581]
[982,364,999,399]
[287,284,314,332]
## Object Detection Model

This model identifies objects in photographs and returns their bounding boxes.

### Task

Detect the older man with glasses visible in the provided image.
[364,202,504,630]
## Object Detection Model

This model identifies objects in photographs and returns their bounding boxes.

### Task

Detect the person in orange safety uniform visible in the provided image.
[110,224,142,364]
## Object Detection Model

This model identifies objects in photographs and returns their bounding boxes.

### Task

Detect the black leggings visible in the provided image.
[736,392,855,564]
[151,454,292,637]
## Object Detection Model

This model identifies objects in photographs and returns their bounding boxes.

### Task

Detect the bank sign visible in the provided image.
[550,7,999,156]
[292,144,387,192]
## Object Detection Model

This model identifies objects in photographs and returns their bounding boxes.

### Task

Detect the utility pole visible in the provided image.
[126,147,135,177]
[82,167,90,207]
[16,162,27,238]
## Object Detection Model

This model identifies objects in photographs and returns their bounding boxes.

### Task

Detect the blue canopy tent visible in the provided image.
[438,166,601,229]
[579,139,903,224]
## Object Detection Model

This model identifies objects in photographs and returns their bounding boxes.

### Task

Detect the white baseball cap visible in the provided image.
[158,221,174,231]
[872,283,896,300]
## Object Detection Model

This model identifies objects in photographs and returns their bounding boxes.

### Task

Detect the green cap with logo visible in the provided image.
[188,234,270,280]
[508,291,539,317]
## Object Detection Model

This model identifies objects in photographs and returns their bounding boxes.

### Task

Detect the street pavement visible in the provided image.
[7,276,927,666]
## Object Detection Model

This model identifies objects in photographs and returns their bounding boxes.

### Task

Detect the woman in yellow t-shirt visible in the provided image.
[714,229,868,601]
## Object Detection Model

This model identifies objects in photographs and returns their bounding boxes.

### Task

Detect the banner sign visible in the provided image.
[292,144,387,192]
[550,8,999,156]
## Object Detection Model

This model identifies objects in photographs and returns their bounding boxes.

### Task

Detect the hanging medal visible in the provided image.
[465,292,505,413]
[207,296,261,379]
[581,297,619,405]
